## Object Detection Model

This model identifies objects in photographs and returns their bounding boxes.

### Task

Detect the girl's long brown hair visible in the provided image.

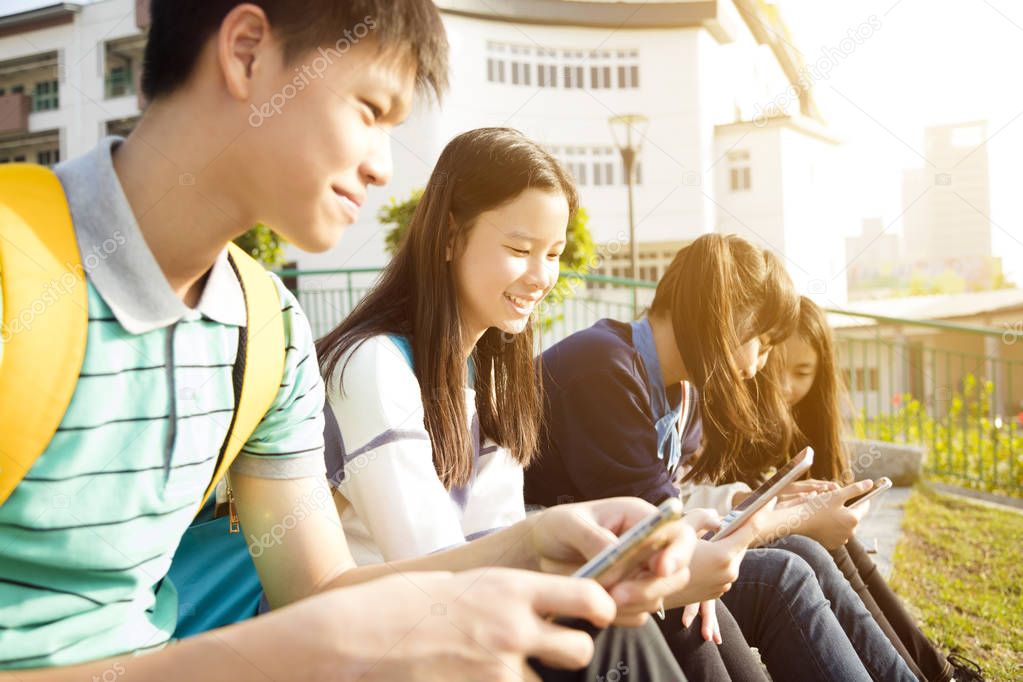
[317,128,578,489]
[788,296,852,482]
[650,234,800,484]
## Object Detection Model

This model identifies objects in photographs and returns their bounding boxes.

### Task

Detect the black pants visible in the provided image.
[656,603,769,681]
[532,619,686,681]
[830,537,953,682]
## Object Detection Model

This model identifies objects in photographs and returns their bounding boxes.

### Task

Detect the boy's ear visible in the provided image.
[218,4,274,101]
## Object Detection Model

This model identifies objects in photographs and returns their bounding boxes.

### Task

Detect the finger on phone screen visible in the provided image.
[837,479,874,503]
[682,508,721,534]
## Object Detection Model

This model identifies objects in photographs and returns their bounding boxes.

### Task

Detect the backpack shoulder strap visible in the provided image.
[197,243,286,511]
[0,164,87,506]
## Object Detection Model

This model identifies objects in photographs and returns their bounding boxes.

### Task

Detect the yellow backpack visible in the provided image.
[0,163,286,515]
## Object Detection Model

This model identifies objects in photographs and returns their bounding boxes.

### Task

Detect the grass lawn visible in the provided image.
[889,485,1023,681]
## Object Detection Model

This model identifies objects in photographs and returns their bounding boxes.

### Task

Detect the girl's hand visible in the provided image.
[681,600,721,643]
[764,480,873,548]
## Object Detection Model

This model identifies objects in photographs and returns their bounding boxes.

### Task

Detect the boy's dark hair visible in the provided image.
[141,0,448,101]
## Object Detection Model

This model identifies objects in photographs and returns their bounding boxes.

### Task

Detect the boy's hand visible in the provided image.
[269,569,616,681]
[528,498,697,626]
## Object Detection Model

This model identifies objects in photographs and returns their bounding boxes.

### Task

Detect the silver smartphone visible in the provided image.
[844,477,893,508]
[573,497,684,585]
[702,446,816,542]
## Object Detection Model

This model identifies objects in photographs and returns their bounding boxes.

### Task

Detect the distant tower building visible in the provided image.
[901,121,998,290]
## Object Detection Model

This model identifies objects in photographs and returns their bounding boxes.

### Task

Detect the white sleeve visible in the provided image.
[678,481,752,516]
[328,336,466,562]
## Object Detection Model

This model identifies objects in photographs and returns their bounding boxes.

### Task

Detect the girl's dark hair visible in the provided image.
[649,234,799,484]
[788,296,852,482]
[142,0,448,101]
[317,127,578,489]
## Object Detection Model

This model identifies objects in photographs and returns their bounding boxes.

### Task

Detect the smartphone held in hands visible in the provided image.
[702,447,816,541]
[573,497,684,586]
[844,477,893,508]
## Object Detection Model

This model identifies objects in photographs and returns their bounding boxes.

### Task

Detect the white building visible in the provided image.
[901,121,999,291]
[297,0,850,304]
[0,0,146,166]
[0,0,850,304]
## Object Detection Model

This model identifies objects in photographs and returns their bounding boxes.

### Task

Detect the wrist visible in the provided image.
[519,512,544,571]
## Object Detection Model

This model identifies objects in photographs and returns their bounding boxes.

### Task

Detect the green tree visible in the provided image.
[233,223,286,268]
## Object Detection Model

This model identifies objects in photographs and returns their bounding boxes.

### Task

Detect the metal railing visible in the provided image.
[277,266,1023,496]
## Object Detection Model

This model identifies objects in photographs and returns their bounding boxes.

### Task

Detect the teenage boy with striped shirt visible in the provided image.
[0,3,697,680]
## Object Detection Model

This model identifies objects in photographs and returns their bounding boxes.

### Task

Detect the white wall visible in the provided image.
[779,126,850,305]
[713,121,850,305]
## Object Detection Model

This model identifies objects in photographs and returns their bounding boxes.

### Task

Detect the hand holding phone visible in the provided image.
[662,501,769,609]
[703,447,815,541]
[567,497,693,626]
[844,477,892,508]
[573,497,684,586]
[770,479,874,549]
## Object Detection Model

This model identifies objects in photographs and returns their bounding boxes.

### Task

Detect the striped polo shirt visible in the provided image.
[0,138,326,669]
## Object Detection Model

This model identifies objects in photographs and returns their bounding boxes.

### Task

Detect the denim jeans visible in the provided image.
[723,546,901,681]
[767,535,918,682]
[831,537,953,681]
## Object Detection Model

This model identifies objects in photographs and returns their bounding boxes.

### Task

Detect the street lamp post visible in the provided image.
[609,114,649,316]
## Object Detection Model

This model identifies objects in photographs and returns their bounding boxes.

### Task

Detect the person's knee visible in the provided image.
[775,534,835,573]
[744,548,823,599]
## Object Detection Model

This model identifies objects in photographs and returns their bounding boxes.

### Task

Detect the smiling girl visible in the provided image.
[316,128,568,562]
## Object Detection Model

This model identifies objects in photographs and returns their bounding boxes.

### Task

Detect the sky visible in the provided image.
[775,0,1023,282]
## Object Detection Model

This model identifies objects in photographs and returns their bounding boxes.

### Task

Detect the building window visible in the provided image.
[106,64,134,98]
[32,80,59,111]
[36,148,60,166]
[487,58,507,83]
[551,145,641,187]
[616,52,640,88]
[510,61,532,86]
[486,42,638,90]
[538,64,556,87]
[13,154,26,162]
[728,150,751,192]
[11,84,24,94]
[562,65,585,89]
[106,115,140,137]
